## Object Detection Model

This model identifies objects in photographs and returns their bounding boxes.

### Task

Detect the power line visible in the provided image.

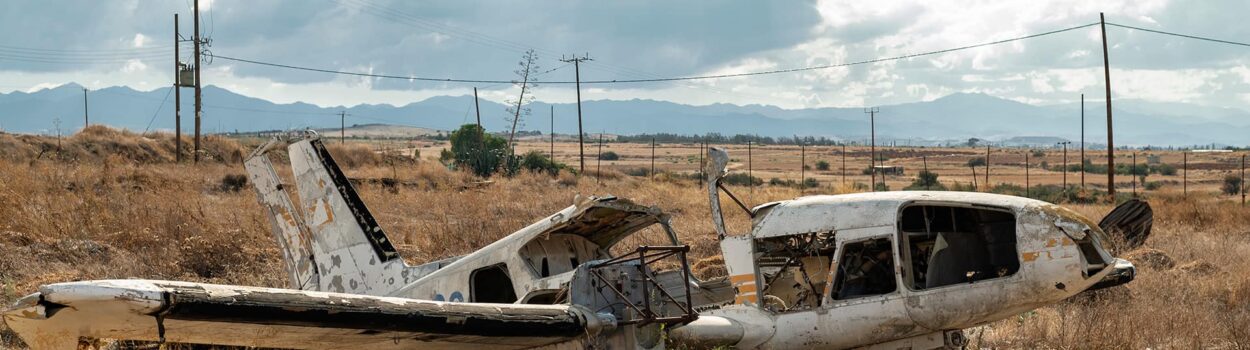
[208,22,1098,85]
[1106,22,1250,48]
[142,87,174,134]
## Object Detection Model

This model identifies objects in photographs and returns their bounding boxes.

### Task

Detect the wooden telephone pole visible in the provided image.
[1100,13,1116,200]
[193,0,204,163]
[560,54,592,173]
[82,88,89,128]
[865,107,879,191]
[174,14,182,162]
[473,87,481,128]
[340,111,347,143]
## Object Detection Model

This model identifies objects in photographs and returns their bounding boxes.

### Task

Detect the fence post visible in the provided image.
[1183,151,1188,197]
[650,137,656,180]
[841,143,847,186]
[1132,152,1137,197]
[800,141,806,195]
[1025,151,1030,198]
[748,140,753,194]
[986,144,991,187]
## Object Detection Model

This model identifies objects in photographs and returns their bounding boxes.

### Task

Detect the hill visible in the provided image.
[2,84,1248,147]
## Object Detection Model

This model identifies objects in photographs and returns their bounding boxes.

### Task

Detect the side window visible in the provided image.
[470,264,518,303]
[753,233,837,312]
[899,205,1019,290]
[832,238,897,300]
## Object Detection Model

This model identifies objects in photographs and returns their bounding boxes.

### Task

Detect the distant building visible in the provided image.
[872,165,904,175]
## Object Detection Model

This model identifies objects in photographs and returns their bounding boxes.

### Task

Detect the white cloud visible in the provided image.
[132,33,147,48]
[121,59,148,73]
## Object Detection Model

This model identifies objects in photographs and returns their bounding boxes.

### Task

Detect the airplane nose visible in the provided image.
[1086,258,1135,291]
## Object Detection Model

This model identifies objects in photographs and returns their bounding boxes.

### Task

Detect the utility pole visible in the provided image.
[560,54,592,173]
[596,131,603,183]
[82,88,89,128]
[193,0,203,163]
[53,118,61,154]
[698,139,705,184]
[1025,151,1030,198]
[747,140,753,193]
[923,156,929,190]
[865,107,879,191]
[651,137,656,179]
[549,105,554,160]
[800,139,806,195]
[1080,93,1085,192]
[173,14,182,162]
[474,87,482,128]
[1132,152,1138,197]
[1100,13,1116,201]
[986,144,991,187]
[1059,141,1071,192]
[339,111,347,143]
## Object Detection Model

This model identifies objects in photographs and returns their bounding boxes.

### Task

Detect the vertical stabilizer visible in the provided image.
[244,140,319,290]
[287,137,411,295]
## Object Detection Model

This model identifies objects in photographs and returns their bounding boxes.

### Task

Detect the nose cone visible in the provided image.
[1087,258,1136,291]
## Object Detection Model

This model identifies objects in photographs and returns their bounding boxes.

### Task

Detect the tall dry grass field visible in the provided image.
[1,128,1248,348]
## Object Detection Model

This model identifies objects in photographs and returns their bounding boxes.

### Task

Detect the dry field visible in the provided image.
[1,127,1249,348]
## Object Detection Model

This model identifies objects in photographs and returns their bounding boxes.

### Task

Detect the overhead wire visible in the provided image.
[1106,22,1250,48]
[142,87,174,134]
[207,22,1099,85]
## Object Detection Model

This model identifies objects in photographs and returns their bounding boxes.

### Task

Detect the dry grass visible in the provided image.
[1,130,1249,348]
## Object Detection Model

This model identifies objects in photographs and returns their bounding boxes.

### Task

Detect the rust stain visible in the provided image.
[728,274,755,284]
[322,199,335,223]
[1022,252,1041,262]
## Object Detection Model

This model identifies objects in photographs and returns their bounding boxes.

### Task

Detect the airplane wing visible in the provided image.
[3,280,614,350]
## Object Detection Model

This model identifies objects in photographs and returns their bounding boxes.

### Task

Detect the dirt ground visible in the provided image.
[2,130,1249,348]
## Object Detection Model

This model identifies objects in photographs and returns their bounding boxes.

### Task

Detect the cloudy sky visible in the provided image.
[1,0,1248,110]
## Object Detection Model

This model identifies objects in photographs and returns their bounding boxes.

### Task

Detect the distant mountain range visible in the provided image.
[1,83,1247,147]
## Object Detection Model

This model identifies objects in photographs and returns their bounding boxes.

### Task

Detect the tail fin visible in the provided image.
[244,139,319,290]
[246,134,417,296]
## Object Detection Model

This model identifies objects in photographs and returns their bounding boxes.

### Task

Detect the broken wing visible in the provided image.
[3,280,613,350]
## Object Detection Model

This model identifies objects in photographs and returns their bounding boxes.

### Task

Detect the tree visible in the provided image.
[966,138,982,147]
[506,49,540,156]
[448,124,512,177]
[815,160,831,171]
[1222,175,1243,196]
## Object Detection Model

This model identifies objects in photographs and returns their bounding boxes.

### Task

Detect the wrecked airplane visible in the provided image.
[3,134,1144,349]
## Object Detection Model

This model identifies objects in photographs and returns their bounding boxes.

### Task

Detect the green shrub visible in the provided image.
[598,151,620,161]
[520,150,564,175]
[815,160,831,171]
[448,124,516,177]
[1223,175,1243,195]
[967,157,986,167]
[723,173,763,186]
[904,170,945,190]
[802,177,820,188]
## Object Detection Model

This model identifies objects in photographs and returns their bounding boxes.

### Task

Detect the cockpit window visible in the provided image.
[832,238,897,300]
[898,205,1019,290]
